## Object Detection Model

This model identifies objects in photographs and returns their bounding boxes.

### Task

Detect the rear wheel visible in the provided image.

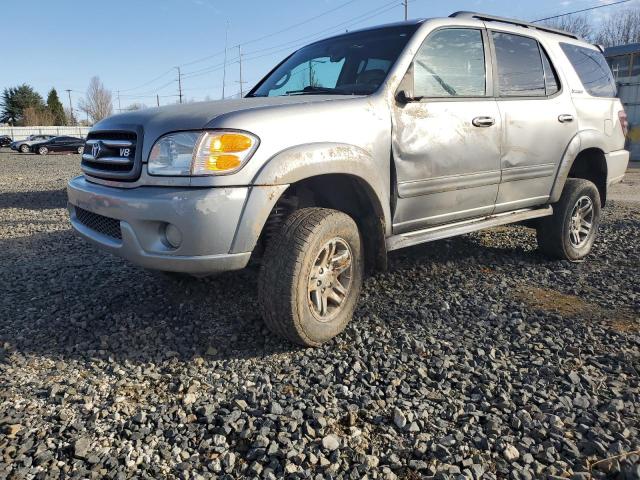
[258,208,364,347]
[77,146,83,154]
[537,178,601,262]
[20,144,29,153]
[38,146,48,155]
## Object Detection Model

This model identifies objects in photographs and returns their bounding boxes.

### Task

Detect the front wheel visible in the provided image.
[258,208,364,347]
[20,144,29,153]
[536,178,601,262]
[77,146,83,154]
[38,146,49,155]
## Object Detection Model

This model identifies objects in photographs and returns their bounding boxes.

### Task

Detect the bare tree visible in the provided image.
[595,7,640,47]
[542,14,594,41]
[22,106,54,126]
[78,76,113,124]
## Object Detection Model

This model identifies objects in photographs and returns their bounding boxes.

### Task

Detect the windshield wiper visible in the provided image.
[285,86,347,96]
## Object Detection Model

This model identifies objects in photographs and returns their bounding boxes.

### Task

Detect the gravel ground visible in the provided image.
[0,150,638,480]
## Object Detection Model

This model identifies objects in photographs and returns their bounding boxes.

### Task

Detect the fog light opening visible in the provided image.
[164,223,182,249]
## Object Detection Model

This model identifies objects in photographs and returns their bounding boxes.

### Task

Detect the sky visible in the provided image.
[1,0,637,114]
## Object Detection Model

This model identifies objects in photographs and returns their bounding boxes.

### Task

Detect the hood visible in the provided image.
[93,96,358,144]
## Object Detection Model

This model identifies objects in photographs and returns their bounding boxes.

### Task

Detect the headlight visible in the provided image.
[148,130,259,176]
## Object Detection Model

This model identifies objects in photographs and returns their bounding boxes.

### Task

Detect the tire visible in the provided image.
[77,146,83,154]
[536,178,601,262]
[258,208,364,347]
[20,144,29,153]
[38,146,48,155]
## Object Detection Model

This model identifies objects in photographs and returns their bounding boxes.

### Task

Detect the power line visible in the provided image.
[118,68,175,93]
[241,2,403,64]
[531,0,633,22]
[174,0,361,70]
[177,0,400,84]
[116,0,391,93]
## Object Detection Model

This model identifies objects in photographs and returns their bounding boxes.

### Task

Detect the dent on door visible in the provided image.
[391,101,502,233]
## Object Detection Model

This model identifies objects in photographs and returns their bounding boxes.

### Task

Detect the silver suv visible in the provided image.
[68,12,629,346]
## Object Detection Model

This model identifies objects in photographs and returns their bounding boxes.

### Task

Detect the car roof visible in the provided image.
[300,12,589,49]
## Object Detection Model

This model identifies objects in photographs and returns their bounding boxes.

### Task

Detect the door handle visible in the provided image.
[558,114,574,123]
[472,116,495,127]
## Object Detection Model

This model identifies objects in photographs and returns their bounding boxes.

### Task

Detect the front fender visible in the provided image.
[251,142,392,234]
[549,129,608,203]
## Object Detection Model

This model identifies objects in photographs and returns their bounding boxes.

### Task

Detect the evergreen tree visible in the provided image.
[0,84,45,125]
[47,88,67,126]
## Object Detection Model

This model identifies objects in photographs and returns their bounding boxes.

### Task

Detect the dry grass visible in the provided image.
[513,286,638,334]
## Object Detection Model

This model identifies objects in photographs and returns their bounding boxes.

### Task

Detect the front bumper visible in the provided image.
[67,176,257,274]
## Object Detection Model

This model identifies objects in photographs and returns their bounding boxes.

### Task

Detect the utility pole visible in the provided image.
[156,94,160,107]
[238,45,244,97]
[175,66,183,104]
[403,0,408,20]
[117,90,122,112]
[64,89,74,125]
[222,21,229,100]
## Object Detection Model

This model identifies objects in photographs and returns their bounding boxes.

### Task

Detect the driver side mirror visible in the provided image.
[396,90,421,105]
[395,63,420,105]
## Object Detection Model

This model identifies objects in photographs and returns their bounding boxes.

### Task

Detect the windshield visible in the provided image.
[250,24,419,97]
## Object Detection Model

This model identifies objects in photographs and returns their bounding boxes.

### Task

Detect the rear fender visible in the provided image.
[549,129,608,203]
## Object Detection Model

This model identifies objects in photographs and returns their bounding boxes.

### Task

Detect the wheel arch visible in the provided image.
[232,143,391,272]
[550,130,609,206]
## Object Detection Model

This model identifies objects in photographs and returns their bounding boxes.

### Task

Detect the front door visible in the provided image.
[391,27,502,234]
[489,30,578,212]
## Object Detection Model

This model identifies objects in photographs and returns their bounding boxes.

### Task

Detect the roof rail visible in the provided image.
[449,11,579,40]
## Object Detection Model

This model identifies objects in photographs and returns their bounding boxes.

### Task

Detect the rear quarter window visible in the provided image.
[560,43,617,97]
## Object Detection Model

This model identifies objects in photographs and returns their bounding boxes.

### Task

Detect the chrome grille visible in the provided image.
[81,130,141,181]
[75,207,122,240]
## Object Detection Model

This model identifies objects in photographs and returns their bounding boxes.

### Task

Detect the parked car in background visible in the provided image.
[30,136,84,155]
[0,135,12,147]
[11,135,55,153]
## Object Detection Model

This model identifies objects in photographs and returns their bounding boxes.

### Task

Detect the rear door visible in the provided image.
[391,27,502,233]
[489,30,578,212]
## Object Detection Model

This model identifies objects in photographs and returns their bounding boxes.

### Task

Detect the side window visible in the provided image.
[560,43,617,97]
[540,47,560,96]
[492,32,545,97]
[413,28,486,98]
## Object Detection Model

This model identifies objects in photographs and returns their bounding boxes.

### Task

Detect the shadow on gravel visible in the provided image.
[0,224,551,365]
[387,226,545,268]
[0,188,68,210]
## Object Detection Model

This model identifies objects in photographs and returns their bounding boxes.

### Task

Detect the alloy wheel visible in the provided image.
[307,237,353,321]
[568,195,594,248]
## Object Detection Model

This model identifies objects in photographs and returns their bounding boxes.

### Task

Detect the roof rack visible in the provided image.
[449,11,579,40]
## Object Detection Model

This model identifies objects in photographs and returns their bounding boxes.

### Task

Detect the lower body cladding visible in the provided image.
[66,176,288,275]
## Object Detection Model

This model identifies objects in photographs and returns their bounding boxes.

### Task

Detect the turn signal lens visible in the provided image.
[205,154,242,171]
[211,134,253,153]
[192,131,258,175]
